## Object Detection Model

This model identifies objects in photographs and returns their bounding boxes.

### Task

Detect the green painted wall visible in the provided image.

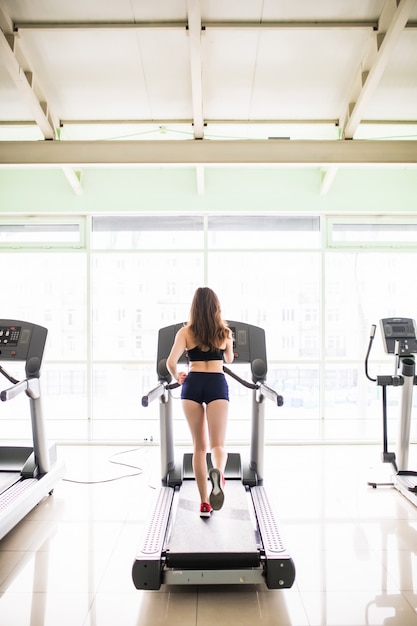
[0,166,416,214]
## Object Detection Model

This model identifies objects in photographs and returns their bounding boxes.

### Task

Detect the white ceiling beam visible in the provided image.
[341,0,416,139]
[13,19,380,31]
[187,0,204,139]
[0,7,59,139]
[0,139,416,167]
[42,117,416,127]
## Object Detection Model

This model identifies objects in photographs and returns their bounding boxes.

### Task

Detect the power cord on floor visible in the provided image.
[62,447,145,485]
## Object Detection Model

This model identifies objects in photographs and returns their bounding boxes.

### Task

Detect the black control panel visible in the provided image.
[0,325,22,347]
[0,320,47,365]
[380,317,417,355]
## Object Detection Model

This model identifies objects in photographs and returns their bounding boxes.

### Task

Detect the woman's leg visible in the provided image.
[206,399,229,474]
[182,399,209,503]
[206,399,229,510]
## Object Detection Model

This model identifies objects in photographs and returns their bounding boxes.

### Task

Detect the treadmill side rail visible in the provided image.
[132,486,174,590]
[251,485,296,589]
[0,457,65,541]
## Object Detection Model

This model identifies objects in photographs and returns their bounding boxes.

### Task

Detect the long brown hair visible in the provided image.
[188,287,229,350]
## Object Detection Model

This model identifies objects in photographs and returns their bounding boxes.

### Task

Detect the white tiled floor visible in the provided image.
[2,443,417,625]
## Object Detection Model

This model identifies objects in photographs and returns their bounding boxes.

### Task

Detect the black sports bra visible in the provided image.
[187,346,225,362]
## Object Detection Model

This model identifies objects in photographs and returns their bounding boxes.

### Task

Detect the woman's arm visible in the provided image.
[224,329,234,364]
[166,327,188,384]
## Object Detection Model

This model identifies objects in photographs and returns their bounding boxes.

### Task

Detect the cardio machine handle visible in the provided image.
[365,324,377,382]
[142,380,179,407]
[0,377,40,402]
[259,382,284,407]
[224,365,258,389]
[142,367,283,407]
[223,366,283,407]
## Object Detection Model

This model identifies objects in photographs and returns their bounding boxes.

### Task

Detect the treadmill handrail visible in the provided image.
[142,381,179,407]
[142,368,283,407]
[1,378,40,402]
[224,365,257,389]
[223,366,283,407]
[259,381,284,407]
[0,365,19,385]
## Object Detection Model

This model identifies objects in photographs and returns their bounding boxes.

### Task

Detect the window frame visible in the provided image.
[326,216,417,249]
[0,218,86,249]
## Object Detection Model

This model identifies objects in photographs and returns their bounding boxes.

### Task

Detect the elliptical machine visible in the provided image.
[365,317,417,504]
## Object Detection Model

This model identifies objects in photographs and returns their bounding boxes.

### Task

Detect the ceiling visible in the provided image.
[0,0,417,173]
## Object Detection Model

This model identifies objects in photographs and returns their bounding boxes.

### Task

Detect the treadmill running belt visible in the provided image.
[166,480,260,569]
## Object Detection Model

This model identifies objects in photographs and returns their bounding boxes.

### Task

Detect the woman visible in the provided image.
[166,287,234,518]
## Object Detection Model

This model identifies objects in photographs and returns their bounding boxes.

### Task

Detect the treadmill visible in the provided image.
[132,320,296,590]
[366,317,417,504]
[0,319,65,541]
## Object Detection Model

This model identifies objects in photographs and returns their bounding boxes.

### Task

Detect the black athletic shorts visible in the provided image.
[180,372,229,404]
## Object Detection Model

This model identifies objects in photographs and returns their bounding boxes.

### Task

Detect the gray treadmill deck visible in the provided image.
[166,479,259,568]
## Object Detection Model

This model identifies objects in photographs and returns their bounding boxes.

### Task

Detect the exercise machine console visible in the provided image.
[0,320,65,540]
[365,317,417,504]
[132,321,295,590]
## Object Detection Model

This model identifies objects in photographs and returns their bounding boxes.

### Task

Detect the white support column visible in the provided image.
[195,164,205,194]
[62,167,83,195]
[320,166,338,196]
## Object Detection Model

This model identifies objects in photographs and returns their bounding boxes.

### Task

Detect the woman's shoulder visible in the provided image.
[180,325,195,344]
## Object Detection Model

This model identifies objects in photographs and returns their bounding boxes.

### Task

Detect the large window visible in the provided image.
[1,215,416,444]
[0,250,88,440]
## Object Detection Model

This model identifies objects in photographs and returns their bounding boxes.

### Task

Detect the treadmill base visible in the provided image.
[164,567,265,586]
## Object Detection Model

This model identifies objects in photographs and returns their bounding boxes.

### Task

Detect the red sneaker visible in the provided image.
[200,502,212,518]
[209,468,225,510]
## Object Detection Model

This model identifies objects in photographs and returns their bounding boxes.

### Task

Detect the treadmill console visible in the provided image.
[0,325,21,346]
[0,320,48,364]
[380,317,417,355]
[156,320,267,382]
